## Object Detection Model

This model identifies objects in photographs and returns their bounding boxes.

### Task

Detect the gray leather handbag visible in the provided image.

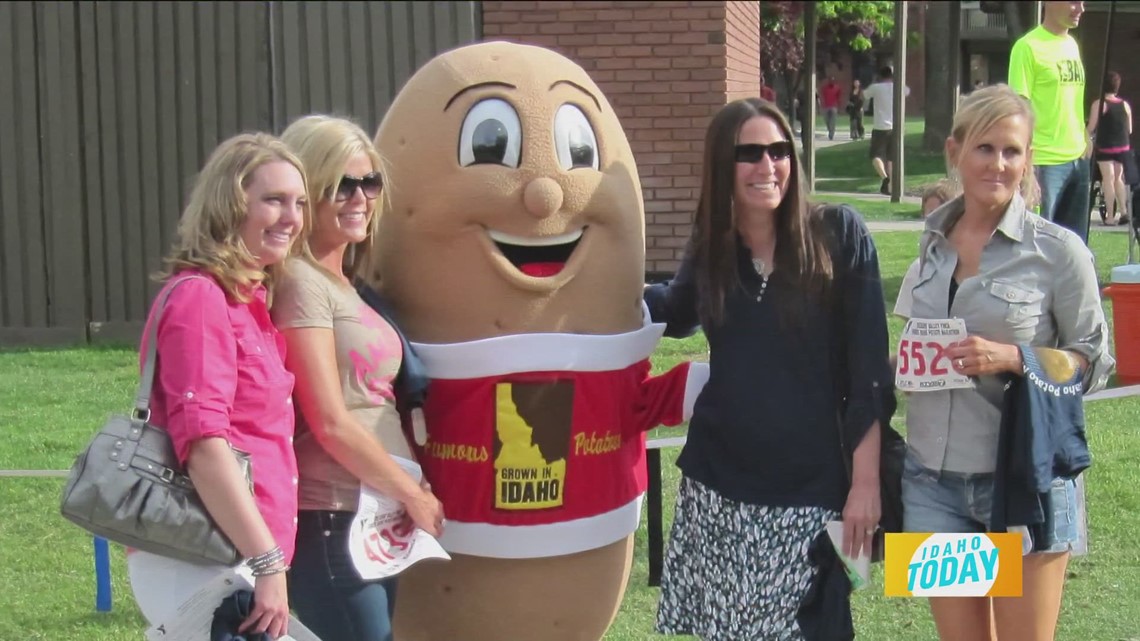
[60,275,252,566]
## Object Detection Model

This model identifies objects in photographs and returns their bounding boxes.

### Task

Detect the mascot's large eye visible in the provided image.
[553,104,599,170]
[459,98,522,168]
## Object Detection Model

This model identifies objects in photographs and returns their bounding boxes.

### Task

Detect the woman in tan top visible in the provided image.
[273,115,444,641]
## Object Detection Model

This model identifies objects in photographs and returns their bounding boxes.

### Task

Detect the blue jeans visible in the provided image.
[901,453,1085,554]
[1035,159,1091,244]
[289,510,398,641]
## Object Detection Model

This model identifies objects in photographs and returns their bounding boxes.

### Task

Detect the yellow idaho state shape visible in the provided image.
[1033,346,1079,382]
[494,383,566,510]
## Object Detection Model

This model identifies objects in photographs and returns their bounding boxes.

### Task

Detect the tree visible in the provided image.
[761,1,896,114]
[981,1,1038,42]
[923,1,955,152]
[760,1,804,114]
[924,2,1041,153]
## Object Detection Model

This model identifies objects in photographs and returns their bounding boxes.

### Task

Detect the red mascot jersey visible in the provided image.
[409,310,707,558]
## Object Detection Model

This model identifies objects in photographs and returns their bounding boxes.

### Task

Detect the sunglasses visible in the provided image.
[734,142,794,164]
[334,172,383,201]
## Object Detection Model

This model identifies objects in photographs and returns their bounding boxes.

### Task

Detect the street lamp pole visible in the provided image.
[891,1,908,203]
[804,1,818,191]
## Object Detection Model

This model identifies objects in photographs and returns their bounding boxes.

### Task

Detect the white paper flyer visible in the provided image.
[826,520,871,591]
[144,566,322,641]
[347,456,451,581]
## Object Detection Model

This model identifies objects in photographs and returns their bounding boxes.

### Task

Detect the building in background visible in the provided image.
[0,1,762,345]
[0,1,481,345]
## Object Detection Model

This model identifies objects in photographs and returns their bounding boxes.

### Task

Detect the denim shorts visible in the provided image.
[901,452,1087,554]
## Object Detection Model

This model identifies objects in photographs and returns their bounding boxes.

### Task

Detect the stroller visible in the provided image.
[1090,154,1140,262]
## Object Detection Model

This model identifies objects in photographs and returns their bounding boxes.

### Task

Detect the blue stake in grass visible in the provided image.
[94,536,112,612]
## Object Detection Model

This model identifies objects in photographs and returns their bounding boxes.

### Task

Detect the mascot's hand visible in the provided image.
[404,485,446,537]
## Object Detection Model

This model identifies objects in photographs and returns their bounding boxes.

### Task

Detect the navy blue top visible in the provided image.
[644,205,894,512]
[992,345,1089,550]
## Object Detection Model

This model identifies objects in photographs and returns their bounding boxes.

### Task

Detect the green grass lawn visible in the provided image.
[1,230,1138,640]
[821,197,924,222]
[814,118,948,198]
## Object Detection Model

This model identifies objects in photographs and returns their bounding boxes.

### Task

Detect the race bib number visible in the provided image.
[348,457,450,581]
[895,318,975,392]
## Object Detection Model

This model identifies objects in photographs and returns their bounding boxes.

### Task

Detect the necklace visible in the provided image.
[750,257,770,303]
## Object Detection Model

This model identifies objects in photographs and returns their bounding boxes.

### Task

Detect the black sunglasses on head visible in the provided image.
[734,142,794,164]
[335,172,383,201]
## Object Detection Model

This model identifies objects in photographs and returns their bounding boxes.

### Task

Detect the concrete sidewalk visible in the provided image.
[795,127,862,150]
[862,215,1135,233]
[815,190,1135,234]
[816,190,922,206]
[865,220,924,231]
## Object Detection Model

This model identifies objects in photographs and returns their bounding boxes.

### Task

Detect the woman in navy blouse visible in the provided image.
[647,97,894,640]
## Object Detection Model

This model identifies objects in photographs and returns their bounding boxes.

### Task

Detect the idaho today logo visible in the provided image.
[884,533,1023,597]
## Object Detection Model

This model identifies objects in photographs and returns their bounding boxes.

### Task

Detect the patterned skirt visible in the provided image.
[655,476,839,641]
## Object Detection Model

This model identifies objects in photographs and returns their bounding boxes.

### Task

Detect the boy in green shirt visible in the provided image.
[1009,1,1091,244]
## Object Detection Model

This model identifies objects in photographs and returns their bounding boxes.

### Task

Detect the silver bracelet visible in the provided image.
[247,545,284,571]
[251,563,290,578]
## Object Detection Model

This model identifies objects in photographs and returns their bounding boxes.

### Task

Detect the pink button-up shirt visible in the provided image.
[139,271,299,562]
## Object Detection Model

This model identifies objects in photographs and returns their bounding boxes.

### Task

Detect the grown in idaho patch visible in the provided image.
[493,381,574,510]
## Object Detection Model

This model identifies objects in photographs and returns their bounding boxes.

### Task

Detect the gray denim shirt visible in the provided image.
[903,193,1114,474]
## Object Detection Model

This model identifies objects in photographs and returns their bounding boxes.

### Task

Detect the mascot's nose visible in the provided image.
[523,177,564,219]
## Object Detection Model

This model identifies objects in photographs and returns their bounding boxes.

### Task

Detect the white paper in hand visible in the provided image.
[348,456,450,581]
[144,567,323,641]
[826,520,871,591]
[895,317,975,392]
[144,569,252,641]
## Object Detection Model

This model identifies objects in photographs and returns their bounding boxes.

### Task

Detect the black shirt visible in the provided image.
[1094,98,1130,151]
[644,205,894,512]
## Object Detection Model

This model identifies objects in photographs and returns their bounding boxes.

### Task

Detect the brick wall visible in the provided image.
[482,0,762,275]
[725,1,761,102]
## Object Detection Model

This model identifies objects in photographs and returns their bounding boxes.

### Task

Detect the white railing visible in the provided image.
[962,7,1008,34]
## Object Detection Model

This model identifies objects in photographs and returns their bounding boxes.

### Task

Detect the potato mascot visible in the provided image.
[371,41,707,641]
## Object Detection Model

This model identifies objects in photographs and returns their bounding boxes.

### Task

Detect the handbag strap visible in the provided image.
[133,274,209,420]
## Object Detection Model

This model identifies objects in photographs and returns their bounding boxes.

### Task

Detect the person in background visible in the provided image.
[863,65,911,195]
[761,79,777,104]
[275,114,445,641]
[902,84,1112,641]
[820,75,843,141]
[648,97,892,640]
[1087,70,1133,225]
[795,87,817,149]
[1009,1,1091,243]
[127,133,308,639]
[847,79,866,140]
[893,178,961,321]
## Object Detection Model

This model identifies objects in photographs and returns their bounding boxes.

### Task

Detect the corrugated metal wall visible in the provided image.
[0,0,481,346]
[1,2,55,344]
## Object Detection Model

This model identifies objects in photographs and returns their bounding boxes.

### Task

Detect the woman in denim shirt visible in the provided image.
[898,85,1114,640]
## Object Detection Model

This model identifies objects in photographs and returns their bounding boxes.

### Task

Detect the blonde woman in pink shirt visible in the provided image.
[127,133,308,639]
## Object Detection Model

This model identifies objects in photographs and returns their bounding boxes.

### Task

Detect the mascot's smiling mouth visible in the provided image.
[488,228,585,278]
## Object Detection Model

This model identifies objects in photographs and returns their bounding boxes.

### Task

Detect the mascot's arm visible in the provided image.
[644,235,700,338]
[633,361,710,432]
